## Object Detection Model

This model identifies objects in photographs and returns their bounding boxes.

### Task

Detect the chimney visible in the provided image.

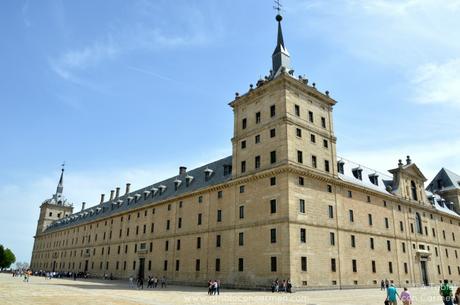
[100,194,105,204]
[115,187,120,198]
[179,166,187,175]
[110,190,114,201]
[81,202,86,211]
[125,183,131,195]
[406,155,412,165]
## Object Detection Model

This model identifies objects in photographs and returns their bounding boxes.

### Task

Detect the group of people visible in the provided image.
[271,279,292,293]
[382,279,460,305]
[129,275,166,289]
[207,280,221,295]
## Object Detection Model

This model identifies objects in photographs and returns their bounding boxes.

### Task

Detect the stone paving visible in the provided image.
[0,273,454,305]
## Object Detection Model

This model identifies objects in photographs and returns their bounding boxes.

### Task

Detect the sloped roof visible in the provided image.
[427,168,460,192]
[45,156,233,233]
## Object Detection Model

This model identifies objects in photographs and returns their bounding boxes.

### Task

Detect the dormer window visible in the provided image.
[204,168,214,181]
[369,174,379,186]
[135,194,141,202]
[174,178,182,191]
[337,161,345,174]
[185,175,194,187]
[352,167,363,180]
[158,185,167,194]
[143,191,150,199]
[151,187,158,196]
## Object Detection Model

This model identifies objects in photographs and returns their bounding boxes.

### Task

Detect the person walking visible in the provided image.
[216,280,220,295]
[161,276,166,288]
[454,287,460,304]
[400,287,412,305]
[386,284,400,305]
[440,280,454,305]
[129,275,134,288]
[381,280,385,291]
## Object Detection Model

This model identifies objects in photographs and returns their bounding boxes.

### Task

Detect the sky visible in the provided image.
[1,0,460,265]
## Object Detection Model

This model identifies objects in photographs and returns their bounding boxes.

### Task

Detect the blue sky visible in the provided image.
[1,0,460,265]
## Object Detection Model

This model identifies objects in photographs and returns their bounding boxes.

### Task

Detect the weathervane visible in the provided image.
[273,0,283,15]
[61,161,65,171]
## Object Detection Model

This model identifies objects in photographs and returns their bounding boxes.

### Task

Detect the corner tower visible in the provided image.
[230,13,338,178]
[35,167,74,235]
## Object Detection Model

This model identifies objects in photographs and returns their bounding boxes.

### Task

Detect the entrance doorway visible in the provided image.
[138,258,145,279]
[420,261,429,286]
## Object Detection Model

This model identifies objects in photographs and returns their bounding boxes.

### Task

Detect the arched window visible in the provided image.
[411,180,418,201]
[415,212,423,234]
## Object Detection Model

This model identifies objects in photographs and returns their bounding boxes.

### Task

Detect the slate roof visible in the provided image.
[426,168,460,192]
[45,156,233,233]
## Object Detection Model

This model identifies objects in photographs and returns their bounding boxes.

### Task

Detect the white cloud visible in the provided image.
[411,59,460,106]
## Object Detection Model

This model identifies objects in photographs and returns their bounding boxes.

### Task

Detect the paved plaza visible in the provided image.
[0,273,453,305]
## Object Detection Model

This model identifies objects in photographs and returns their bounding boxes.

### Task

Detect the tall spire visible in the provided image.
[272,6,291,77]
[55,163,64,196]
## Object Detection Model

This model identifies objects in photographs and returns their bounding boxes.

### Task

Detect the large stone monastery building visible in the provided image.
[30,13,460,289]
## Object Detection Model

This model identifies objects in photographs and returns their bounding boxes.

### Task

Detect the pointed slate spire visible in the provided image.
[56,167,64,196]
[272,14,291,77]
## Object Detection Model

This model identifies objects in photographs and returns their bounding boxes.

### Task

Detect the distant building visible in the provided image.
[30,13,460,289]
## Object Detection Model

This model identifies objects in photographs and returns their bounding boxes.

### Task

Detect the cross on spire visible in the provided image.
[273,0,283,15]
[271,0,290,77]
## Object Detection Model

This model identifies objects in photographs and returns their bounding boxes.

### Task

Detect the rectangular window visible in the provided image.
[328,205,334,219]
[389,262,393,274]
[165,240,169,251]
[297,150,303,163]
[385,218,389,229]
[331,258,336,272]
[270,176,276,186]
[217,210,222,222]
[271,257,277,272]
[402,242,406,253]
[195,259,200,271]
[387,240,391,251]
[216,258,221,272]
[241,140,246,149]
[178,218,182,228]
[301,256,307,271]
[323,139,328,148]
[270,199,277,214]
[197,237,201,249]
[299,199,305,213]
[330,232,335,246]
[308,111,314,123]
[255,155,261,169]
[239,206,245,219]
[270,151,277,164]
[295,104,300,116]
[238,258,244,272]
[240,185,245,193]
[197,213,202,225]
[400,221,404,232]
[166,220,170,230]
[270,128,276,138]
[216,235,221,247]
[370,237,374,250]
[352,259,357,272]
[368,214,373,226]
[300,228,306,243]
[241,161,246,173]
[176,239,181,250]
[311,155,317,168]
[255,112,261,124]
[242,118,247,129]
[321,117,326,128]
[349,210,354,222]
[270,105,276,117]
[175,260,180,271]
[255,134,260,144]
[296,128,302,137]
[351,235,356,248]
[299,177,305,186]
[310,134,316,143]
[270,228,277,243]
[163,260,168,271]
[325,160,330,172]
[239,232,244,246]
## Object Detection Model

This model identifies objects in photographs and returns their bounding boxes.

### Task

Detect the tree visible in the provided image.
[16,262,29,270]
[0,245,16,269]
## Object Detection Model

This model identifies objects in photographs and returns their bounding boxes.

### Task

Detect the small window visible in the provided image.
[242,118,247,129]
[299,199,305,213]
[217,210,222,222]
[323,139,328,148]
[325,160,330,172]
[270,177,276,186]
[216,235,221,247]
[330,232,335,246]
[331,258,336,272]
[348,190,352,198]
[239,206,245,219]
[349,210,354,222]
[255,134,260,144]
[299,177,305,186]
[301,257,307,271]
[198,196,203,203]
[241,161,246,173]
[197,213,202,225]
[300,228,306,243]
[217,191,223,199]
[239,185,245,193]
[270,199,277,214]
[255,155,261,169]
[270,228,277,243]
[238,232,244,246]
[216,258,221,272]
[270,151,277,164]
[321,117,326,128]
[270,128,276,138]
[241,140,246,149]
[271,257,277,272]
[351,235,356,247]
[238,258,244,272]
[308,111,314,123]
[352,259,357,272]
[337,161,345,174]
[295,104,300,116]
[297,151,303,163]
[255,112,261,124]
[296,128,302,137]
[270,105,276,117]
[310,134,316,143]
[311,155,317,168]
[327,184,332,193]
[328,205,334,218]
